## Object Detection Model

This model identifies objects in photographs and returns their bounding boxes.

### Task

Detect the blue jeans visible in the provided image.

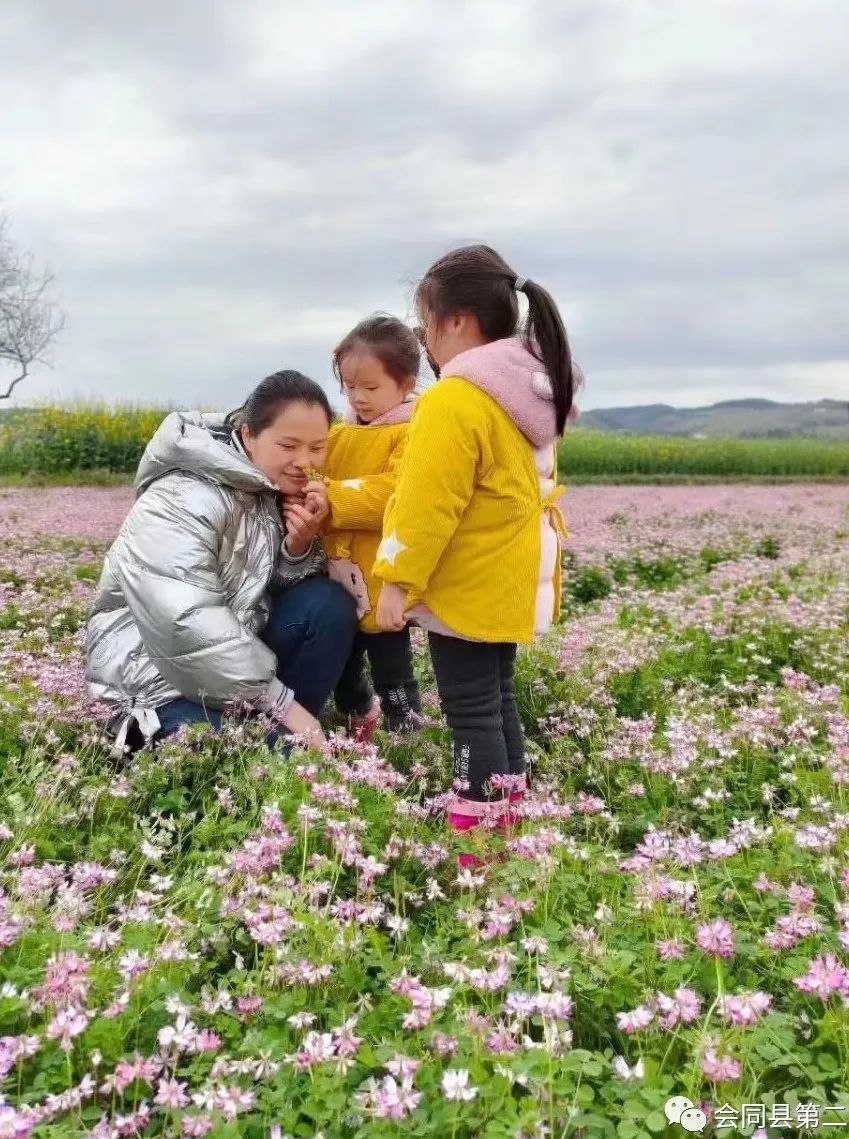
[155,577,357,746]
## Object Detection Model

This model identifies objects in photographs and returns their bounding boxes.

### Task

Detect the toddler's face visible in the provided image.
[340,351,413,424]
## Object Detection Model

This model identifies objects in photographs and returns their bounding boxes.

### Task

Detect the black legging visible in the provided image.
[334,629,422,729]
[428,634,525,801]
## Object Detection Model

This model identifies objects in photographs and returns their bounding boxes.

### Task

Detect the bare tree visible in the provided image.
[0,214,65,400]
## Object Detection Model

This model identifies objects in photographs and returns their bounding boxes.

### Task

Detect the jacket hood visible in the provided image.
[135,410,278,496]
[343,392,417,427]
[441,337,555,448]
[441,337,584,448]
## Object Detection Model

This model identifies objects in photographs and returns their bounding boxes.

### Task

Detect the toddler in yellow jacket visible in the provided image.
[310,314,424,739]
[373,245,578,848]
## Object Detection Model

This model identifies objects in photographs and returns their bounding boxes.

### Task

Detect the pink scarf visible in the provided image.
[342,394,416,427]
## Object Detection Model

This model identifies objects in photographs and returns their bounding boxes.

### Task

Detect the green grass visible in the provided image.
[0,470,134,487]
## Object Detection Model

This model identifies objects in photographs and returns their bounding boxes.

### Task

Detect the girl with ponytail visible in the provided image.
[372,244,582,857]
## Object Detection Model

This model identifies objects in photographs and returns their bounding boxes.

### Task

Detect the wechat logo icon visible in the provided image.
[665,1096,707,1133]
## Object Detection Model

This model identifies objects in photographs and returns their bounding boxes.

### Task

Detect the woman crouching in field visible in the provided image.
[85,371,357,756]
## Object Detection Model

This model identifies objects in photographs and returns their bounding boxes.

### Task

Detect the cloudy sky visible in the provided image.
[1,0,847,412]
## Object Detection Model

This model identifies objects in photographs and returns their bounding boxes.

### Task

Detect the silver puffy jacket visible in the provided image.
[86,410,326,749]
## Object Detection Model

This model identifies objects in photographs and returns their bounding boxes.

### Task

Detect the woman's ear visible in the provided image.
[239,423,253,457]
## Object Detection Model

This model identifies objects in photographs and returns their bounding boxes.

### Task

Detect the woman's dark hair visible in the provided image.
[332,313,421,387]
[416,244,574,434]
[224,370,333,434]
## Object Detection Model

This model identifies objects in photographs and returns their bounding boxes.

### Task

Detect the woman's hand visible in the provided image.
[279,699,326,752]
[283,499,327,557]
[376,583,408,631]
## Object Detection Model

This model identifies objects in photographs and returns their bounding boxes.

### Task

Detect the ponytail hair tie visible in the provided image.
[515,276,528,292]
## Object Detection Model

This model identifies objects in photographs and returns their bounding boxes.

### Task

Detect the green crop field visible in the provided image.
[0,406,168,476]
[557,430,849,479]
[1,406,847,481]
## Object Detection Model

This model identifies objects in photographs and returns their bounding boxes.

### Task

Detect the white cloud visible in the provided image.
[1,0,847,410]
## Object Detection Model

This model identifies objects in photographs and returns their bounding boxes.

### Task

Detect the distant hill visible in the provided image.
[581,398,849,439]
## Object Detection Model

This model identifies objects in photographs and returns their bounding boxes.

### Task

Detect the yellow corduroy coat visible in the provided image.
[322,403,413,633]
[373,373,565,645]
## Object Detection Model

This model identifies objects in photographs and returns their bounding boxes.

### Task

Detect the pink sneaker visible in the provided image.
[448,802,482,866]
[448,797,514,867]
[349,697,381,743]
[448,797,518,830]
[447,810,480,832]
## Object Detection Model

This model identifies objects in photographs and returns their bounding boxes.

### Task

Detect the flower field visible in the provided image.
[1,484,848,1138]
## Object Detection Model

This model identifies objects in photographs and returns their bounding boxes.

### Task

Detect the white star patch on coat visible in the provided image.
[341,479,363,490]
[377,530,407,566]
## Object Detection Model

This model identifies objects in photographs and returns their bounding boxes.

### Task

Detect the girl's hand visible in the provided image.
[376,583,408,631]
[304,479,329,519]
[283,501,325,557]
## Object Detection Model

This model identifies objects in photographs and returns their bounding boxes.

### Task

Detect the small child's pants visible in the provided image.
[335,628,421,729]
